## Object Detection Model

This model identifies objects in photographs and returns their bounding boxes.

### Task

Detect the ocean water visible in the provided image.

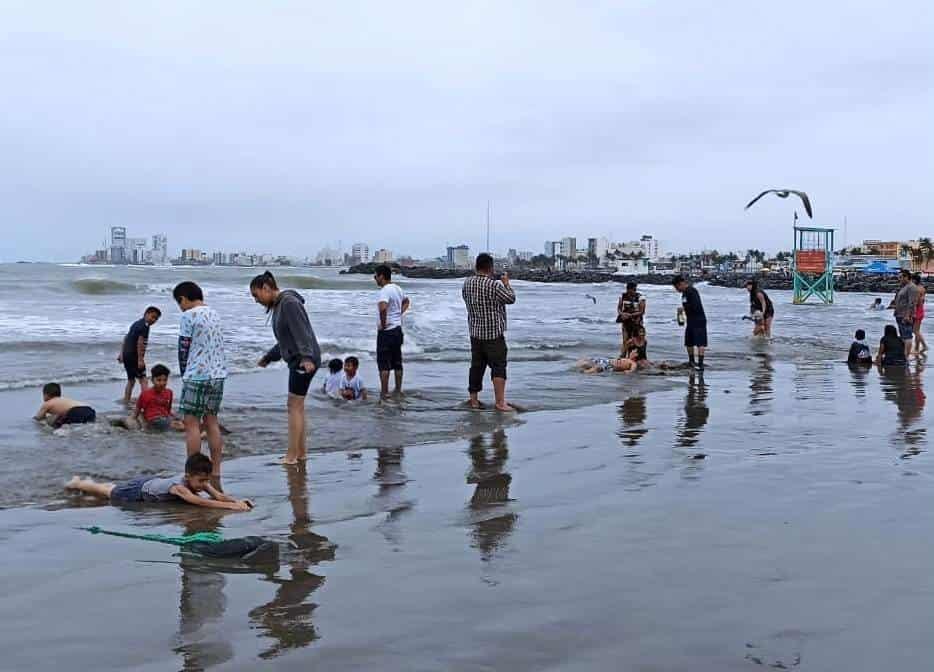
[0,262,920,507]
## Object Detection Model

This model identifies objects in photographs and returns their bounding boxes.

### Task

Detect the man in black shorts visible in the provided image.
[673,275,707,371]
[119,306,161,404]
[374,264,411,398]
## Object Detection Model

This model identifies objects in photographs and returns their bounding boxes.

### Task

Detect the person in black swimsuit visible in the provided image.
[616,282,646,356]
[745,280,774,338]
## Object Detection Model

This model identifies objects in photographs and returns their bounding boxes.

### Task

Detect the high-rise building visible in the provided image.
[446,244,472,269]
[110,226,127,264]
[587,237,609,261]
[373,249,394,263]
[544,241,557,258]
[351,242,370,264]
[151,234,168,265]
[640,235,659,260]
[559,237,577,259]
[127,238,148,264]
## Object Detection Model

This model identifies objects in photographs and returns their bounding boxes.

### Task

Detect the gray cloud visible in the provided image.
[1,0,931,261]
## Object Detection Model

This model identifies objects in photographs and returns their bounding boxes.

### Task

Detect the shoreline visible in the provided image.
[342,263,929,294]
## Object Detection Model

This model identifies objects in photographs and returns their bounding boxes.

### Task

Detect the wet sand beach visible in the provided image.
[1,359,929,670]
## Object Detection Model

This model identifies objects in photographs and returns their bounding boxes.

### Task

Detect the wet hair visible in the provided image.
[184,452,213,476]
[328,358,343,374]
[671,275,686,286]
[42,382,61,398]
[345,356,360,368]
[374,264,392,281]
[626,281,637,290]
[899,268,912,279]
[151,364,170,379]
[913,273,923,284]
[172,281,203,303]
[855,329,866,340]
[745,279,757,291]
[884,324,898,338]
[475,253,494,272]
[144,306,162,318]
[250,270,278,291]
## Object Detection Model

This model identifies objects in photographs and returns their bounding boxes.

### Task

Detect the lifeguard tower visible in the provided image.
[793,225,835,304]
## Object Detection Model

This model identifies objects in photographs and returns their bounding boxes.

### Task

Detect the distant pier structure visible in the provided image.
[793,225,835,304]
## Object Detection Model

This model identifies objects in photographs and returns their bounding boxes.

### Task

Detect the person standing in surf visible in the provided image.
[118,306,161,404]
[373,264,410,398]
[252,271,321,466]
[173,281,227,478]
[744,279,774,338]
[912,273,927,355]
[462,253,516,411]
[616,282,646,356]
[673,275,707,371]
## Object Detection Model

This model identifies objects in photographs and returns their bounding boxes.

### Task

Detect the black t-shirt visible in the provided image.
[847,341,871,365]
[681,286,706,324]
[123,318,150,359]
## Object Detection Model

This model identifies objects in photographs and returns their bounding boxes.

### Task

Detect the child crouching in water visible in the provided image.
[65,453,253,511]
[34,383,96,428]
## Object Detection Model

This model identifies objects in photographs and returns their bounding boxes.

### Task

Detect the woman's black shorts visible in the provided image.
[288,366,317,396]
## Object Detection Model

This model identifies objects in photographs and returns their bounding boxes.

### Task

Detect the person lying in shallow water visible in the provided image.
[576,355,638,374]
[65,453,252,511]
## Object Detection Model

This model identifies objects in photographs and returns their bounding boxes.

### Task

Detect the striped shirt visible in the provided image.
[462,274,516,341]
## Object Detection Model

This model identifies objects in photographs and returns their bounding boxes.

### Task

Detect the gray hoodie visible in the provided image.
[263,290,322,369]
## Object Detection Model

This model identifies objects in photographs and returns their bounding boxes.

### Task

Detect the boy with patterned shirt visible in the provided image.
[173,281,228,477]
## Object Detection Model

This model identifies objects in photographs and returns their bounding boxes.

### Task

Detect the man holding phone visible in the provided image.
[461,253,517,411]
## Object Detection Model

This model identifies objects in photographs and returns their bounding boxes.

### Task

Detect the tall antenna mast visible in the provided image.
[486,200,491,253]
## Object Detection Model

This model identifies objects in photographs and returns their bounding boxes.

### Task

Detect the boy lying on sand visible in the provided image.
[65,453,253,511]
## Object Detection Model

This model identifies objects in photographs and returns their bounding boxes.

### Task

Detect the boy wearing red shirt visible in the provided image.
[135,364,183,431]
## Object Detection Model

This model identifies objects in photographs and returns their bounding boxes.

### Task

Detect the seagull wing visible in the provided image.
[744,190,776,210]
[791,190,813,218]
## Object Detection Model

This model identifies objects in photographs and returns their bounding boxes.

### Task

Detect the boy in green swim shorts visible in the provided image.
[173,281,228,477]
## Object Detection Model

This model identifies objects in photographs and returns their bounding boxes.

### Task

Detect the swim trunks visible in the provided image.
[54,406,96,428]
[684,324,708,348]
[377,326,404,372]
[897,319,914,341]
[179,378,225,417]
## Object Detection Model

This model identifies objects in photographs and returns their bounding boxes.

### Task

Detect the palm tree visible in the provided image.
[919,237,934,270]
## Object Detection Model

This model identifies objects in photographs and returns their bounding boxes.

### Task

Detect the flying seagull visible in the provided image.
[745,189,812,218]
[585,294,597,304]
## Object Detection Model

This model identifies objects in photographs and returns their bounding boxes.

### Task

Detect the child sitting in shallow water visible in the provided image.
[322,358,343,398]
[339,356,368,400]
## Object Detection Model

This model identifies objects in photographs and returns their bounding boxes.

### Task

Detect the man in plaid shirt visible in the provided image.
[462,253,517,411]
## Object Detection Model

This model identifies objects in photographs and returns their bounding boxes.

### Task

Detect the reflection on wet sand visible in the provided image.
[617,396,648,448]
[878,362,927,457]
[249,463,335,659]
[748,354,774,416]
[675,374,709,448]
[466,430,517,560]
[847,362,871,398]
[176,516,233,671]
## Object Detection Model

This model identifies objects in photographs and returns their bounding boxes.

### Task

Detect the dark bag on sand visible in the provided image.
[182,536,278,564]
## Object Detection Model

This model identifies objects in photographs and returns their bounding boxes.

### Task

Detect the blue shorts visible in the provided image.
[109,477,149,503]
[898,319,914,340]
[148,417,172,432]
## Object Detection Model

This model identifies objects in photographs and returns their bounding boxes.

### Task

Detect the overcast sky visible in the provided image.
[1,1,931,261]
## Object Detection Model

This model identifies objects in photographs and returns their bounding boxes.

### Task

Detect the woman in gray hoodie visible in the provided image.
[251,271,322,465]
